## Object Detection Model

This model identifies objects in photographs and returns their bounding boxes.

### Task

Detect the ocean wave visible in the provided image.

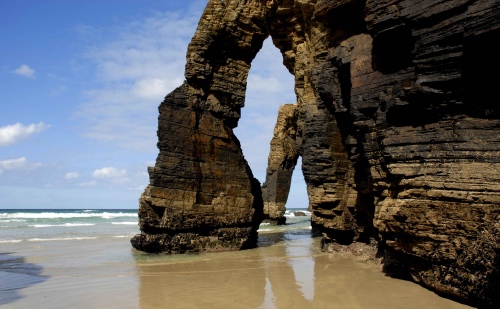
[27,237,98,242]
[284,210,312,217]
[257,228,273,232]
[0,212,137,220]
[111,222,137,225]
[0,239,23,244]
[29,223,96,228]
[0,219,27,223]
[258,227,287,233]
[112,234,136,238]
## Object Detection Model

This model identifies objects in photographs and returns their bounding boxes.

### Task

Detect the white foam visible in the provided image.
[284,210,312,217]
[29,223,96,228]
[111,222,137,225]
[27,237,98,242]
[0,219,26,223]
[258,227,286,233]
[257,228,274,232]
[0,239,22,244]
[0,212,137,219]
[112,234,136,238]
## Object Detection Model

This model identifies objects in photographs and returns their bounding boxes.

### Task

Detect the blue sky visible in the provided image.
[0,0,308,209]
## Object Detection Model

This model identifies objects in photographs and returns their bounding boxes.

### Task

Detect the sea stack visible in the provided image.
[130,0,270,253]
[132,0,500,306]
[261,104,299,225]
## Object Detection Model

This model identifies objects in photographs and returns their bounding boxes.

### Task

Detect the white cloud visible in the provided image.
[79,181,97,187]
[48,73,64,79]
[77,6,203,152]
[92,167,126,178]
[0,157,29,170]
[92,167,130,185]
[0,122,51,146]
[0,157,43,174]
[50,85,67,97]
[132,78,178,100]
[65,172,80,179]
[235,39,296,182]
[14,64,36,78]
[77,3,295,185]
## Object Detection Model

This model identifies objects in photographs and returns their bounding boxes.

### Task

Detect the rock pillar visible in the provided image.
[131,0,273,253]
[261,104,300,225]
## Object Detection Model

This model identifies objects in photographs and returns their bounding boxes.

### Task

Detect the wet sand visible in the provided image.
[0,230,473,309]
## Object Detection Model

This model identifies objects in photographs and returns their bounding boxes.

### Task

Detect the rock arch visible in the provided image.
[132,0,500,306]
[131,0,273,253]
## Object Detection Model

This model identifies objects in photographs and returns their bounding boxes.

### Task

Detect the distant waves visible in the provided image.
[1,209,312,243]
[0,209,139,243]
[0,211,137,220]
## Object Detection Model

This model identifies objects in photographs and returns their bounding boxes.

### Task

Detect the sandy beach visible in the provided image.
[0,209,472,309]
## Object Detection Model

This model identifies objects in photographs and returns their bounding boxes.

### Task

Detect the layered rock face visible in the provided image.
[131,0,272,253]
[261,104,299,224]
[266,0,500,306]
[133,0,500,306]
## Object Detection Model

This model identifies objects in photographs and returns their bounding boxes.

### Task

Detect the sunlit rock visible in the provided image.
[132,0,500,306]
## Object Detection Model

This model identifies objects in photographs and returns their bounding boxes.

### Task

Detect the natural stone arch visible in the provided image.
[132,0,500,306]
[131,0,277,253]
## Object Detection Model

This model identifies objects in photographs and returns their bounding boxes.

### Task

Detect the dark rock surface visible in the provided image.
[133,0,500,306]
[261,104,299,225]
[131,0,272,253]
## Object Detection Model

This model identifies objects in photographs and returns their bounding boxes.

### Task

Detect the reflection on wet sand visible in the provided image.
[137,251,267,308]
[0,214,472,308]
[259,232,316,309]
[0,252,47,306]
[137,229,472,309]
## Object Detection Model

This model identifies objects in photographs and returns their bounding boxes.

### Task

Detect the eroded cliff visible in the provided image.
[132,0,500,306]
[261,104,299,224]
[131,0,272,253]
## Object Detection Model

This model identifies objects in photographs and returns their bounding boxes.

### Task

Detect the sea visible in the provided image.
[0,209,471,309]
[0,209,139,244]
[0,208,312,245]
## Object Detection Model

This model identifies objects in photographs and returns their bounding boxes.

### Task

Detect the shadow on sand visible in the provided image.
[0,252,48,306]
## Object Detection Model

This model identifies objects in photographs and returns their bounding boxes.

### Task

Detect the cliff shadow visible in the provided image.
[0,252,48,306]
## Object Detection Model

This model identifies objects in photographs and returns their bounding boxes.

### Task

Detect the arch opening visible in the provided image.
[235,37,310,227]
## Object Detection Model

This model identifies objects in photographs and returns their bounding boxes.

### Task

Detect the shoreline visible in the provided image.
[2,237,473,309]
[1,209,473,308]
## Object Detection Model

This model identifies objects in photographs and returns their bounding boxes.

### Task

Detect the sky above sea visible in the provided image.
[0,0,308,209]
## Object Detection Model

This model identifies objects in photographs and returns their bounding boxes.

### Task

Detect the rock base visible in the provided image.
[131,227,257,254]
[261,217,287,226]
